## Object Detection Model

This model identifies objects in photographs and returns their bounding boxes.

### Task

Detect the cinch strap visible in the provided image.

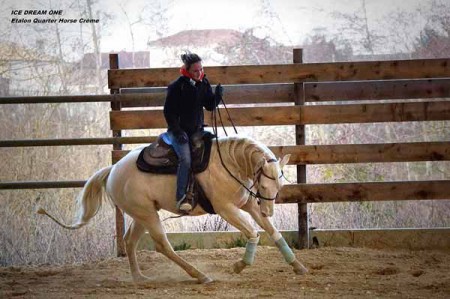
[242,235,260,265]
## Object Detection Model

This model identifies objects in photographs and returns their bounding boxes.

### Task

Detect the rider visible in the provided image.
[164,52,223,212]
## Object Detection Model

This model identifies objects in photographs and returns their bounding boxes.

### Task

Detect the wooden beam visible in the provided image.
[277,180,450,204]
[109,101,450,130]
[0,94,155,104]
[10,78,436,107]
[301,101,450,124]
[110,106,300,130]
[112,150,128,164]
[0,136,157,147]
[120,84,295,107]
[293,48,309,249]
[0,180,86,189]
[109,53,126,258]
[2,78,447,106]
[112,141,450,164]
[108,59,450,88]
[270,142,450,164]
[0,95,112,104]
[4,180,449,203]
[304,78,450,101]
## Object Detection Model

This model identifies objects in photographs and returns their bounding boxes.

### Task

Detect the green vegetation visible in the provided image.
[225,237,247,248]
[173,242,192,251]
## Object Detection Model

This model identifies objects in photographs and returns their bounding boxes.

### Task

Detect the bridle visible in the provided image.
[217,153,283,202]
[251,158,284,202]
[211,100,283,202]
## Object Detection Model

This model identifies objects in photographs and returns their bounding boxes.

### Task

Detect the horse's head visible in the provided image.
[256,154,290,217]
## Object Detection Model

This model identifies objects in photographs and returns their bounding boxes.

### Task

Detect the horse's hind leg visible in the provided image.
[241,198,308,275]
[124,219,148,282]
[136,204,213,284]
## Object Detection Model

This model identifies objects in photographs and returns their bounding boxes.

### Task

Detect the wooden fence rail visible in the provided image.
[110,101,450,130]
[111,141,450,164]
[118,78,450,107]
[2,78,448,106]
[2,181,448,203]
[278,181,450,203]
[0,94,153,104]
[0,180,86,189]
[0,136,156,147]
[108,59,450,88]
[305,78,450,101]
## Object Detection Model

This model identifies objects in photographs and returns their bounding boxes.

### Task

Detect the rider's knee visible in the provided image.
[178,154,191,167]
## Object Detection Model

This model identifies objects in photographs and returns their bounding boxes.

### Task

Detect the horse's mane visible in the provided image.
[216,136,277,181]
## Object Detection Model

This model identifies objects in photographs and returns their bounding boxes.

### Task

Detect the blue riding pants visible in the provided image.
[167,131,191,201]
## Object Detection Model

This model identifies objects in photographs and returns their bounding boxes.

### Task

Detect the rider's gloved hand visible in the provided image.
[215,83,223,101]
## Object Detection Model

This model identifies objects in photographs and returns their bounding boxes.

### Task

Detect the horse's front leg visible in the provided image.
[216,205,260,274]
[241,198,308,275]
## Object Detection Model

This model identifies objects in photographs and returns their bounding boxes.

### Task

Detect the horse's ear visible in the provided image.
[279,154,290,168]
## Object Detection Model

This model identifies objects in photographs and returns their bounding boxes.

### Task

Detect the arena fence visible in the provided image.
[1,49,449,257]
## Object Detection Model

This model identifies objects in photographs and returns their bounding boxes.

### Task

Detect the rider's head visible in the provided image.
[181,52,203,81]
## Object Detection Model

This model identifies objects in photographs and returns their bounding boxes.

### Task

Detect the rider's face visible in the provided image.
[188,62,203,81]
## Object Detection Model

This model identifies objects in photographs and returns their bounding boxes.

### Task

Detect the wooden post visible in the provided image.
[293,48,309,249]
[109,53,126,257]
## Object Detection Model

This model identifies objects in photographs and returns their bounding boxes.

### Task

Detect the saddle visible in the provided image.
[136,131,216,214]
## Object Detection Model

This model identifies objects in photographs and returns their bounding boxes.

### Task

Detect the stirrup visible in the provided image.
[176,195,192,212]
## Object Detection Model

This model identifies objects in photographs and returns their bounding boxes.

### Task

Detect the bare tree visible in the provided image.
[143,0,171,43]
[0,0,115,267]
[215,29,291,65]
[332,0,385,55]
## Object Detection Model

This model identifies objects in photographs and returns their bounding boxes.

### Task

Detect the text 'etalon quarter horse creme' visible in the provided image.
[38,136,308,284]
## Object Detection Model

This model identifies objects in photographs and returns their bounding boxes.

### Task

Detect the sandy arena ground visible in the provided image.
[1,246,449,298]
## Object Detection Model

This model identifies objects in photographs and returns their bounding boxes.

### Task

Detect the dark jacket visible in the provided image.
[164,75,220,136]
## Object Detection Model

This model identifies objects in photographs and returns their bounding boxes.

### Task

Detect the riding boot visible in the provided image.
[176,172,194,213]
[177,171,195,213]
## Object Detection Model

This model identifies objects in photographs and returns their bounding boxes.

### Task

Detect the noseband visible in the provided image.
[253,158,283,202]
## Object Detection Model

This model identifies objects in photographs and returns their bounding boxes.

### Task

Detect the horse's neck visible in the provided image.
[215,137,269,180]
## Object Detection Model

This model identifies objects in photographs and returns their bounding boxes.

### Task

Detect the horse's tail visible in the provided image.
[37,166,112,230]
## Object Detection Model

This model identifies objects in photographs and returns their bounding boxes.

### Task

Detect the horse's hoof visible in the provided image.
[233,260,247,274]
[291,260,308,275]
[198,275,213,284]
[132,274,151,283]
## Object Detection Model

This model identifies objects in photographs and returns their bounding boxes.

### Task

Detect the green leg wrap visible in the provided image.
[242,235,260,265]
[275,237,296,264]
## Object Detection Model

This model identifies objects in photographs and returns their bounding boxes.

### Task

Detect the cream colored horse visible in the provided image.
[39,136,308,284]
